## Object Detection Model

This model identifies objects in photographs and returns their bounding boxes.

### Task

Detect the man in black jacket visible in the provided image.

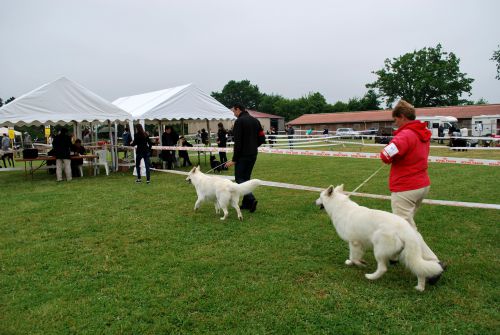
[225,103,261,212]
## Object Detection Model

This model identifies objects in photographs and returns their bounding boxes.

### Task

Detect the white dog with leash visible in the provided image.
[316,184,443,291]
[186,166,261,221]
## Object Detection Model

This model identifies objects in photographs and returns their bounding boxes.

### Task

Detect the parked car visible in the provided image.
[335,128,359,138]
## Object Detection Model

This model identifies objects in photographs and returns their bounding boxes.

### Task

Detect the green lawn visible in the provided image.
[1,153,499,334]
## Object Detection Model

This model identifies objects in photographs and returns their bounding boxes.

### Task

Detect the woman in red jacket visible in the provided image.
[380,100,446,284]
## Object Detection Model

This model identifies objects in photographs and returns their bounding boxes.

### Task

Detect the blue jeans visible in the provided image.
[135,151,151,181]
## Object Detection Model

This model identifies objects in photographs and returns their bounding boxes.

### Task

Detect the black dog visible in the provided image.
[210,155,222,173]
[1,152,14,168]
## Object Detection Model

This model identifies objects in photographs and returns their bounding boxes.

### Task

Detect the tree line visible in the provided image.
[212,44,500,121]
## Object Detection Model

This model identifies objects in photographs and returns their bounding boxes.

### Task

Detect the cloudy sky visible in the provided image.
[1,0,499,105]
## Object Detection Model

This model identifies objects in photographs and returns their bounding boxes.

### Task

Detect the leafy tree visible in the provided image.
[258,94,286,115]
[0,98,3,107]
[211,80,262,110]
[491,46,500,80]
[366,44,474,107]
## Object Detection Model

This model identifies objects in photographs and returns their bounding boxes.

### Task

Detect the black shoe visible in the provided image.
[426,261,447,285]
[135,179,142,183]
[249,200,258,213]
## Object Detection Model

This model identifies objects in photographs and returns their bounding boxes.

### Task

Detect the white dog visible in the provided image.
[186,166,261,221]
[315,185,443,291]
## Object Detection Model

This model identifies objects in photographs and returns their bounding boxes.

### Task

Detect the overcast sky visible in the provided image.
[1,0,499,106]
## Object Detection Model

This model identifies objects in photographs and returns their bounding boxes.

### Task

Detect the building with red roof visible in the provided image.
[288,104,500,133]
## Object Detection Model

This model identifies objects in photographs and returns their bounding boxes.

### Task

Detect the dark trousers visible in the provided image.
[219,150,227,164]
[179,152,192,166]
[136,152,151,181]
[235,154,257,207]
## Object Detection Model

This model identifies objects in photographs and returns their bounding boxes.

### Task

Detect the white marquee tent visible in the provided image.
[0,76,134,170]
[0,76,133,126]
[112,83,235,124]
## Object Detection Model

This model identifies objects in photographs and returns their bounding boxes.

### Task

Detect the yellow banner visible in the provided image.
[8,128,15,140]
[45,126,51,137]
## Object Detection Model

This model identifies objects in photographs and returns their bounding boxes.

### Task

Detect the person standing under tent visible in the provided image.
[131,124,152,184]
[52,128,73,182]
[224,103,261,213]
[1,133,10,151]
[216,122,228,167]
[200,128,209,146]
[122,126,132,159]
[161,126,179,170]
[24,132,33,148]
[380,99,446,284]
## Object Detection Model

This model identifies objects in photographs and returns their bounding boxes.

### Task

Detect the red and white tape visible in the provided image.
[151,168,500,210]
[152,145,500,167]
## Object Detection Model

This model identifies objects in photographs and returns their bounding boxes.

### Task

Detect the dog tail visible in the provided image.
[232,179,262,195]
[399,229,443,278]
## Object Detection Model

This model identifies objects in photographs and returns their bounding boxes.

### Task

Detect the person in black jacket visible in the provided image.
[224,103,261,212]
[131,124,152,183]
[216,122,228,167]
[161,126,179,170]
[52,128,73,181]
[178,136,193,167]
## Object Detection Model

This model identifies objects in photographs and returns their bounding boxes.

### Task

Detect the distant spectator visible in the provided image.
[131,124,152,184]
[2,133,10,151]
[122,126,132,158]
[195,130,202,144]
[24,132,32,148]
[161,126,179,170]
[82,129,91,146]
[70,139,85,177]
[216,122,228,166]
[52,128,73,182]
[201,128,209,145]
[286,124,295,148]
[178,136,193,167]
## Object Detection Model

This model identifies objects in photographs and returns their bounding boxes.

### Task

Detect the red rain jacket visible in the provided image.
[380,120,431,192]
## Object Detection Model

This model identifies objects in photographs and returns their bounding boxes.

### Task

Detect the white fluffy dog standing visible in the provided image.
[186,166,261,221]
[315,185,443,291]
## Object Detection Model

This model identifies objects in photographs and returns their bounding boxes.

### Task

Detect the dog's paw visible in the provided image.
[414,285,425,292]
[238,216,243,221]
[345,259,353,266]
[220,217,226,221]
[365,273,377,280]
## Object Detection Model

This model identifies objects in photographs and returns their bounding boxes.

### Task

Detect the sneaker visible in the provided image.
[135,179,142,183]
[146,180,150,184]
[249,200,258,213]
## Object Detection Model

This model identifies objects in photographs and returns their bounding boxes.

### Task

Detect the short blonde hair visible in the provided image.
[392,100,416,120]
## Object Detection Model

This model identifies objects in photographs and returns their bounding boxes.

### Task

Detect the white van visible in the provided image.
[471,115,500,137]
[416,116,458,137]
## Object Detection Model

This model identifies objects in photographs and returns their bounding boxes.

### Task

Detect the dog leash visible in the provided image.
[204,161,228,174]
[349,165,385,196]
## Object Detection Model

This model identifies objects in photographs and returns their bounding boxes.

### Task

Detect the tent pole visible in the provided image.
[114,121,119,171]
[108,120,115,171]
[181,119,185,136]
[206,119,211,146]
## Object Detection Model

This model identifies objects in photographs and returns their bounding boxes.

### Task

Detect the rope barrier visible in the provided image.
[151,168,500,210]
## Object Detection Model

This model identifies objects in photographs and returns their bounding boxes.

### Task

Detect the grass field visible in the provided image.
[1,152,499,334]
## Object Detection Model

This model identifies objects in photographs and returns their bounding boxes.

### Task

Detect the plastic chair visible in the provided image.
[95,149,109,176]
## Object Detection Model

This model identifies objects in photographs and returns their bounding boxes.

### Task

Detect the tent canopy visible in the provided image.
[0,127,22,136]
[112,83,235,122]
[0,76,133,126]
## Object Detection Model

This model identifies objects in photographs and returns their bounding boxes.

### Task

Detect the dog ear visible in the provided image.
[334,184,344,193]
[326,185,334,196]
[196,165,200,171]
